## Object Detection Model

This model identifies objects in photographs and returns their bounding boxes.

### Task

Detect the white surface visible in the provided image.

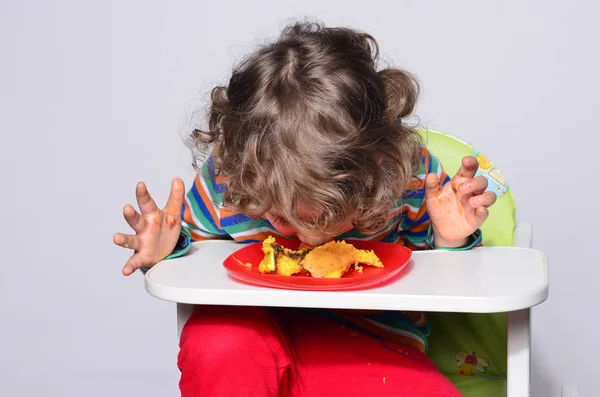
[146,241,548,313]
[508,309,532,397]
[2,2,597,397]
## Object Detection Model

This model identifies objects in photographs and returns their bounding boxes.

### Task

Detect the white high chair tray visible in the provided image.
[145,241,548,313]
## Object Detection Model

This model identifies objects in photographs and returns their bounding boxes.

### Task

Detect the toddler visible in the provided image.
[114,21,496,397]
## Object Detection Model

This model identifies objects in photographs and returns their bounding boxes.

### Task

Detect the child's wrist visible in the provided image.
[432,233,469,249]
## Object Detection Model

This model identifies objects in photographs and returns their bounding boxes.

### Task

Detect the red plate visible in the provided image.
[223,238,412,291]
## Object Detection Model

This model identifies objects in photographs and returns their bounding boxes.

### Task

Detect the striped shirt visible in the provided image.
[179,147,481,352]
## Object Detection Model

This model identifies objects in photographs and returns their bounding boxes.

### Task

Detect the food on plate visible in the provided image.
[300,240,357,278]
[257,236,383,278]
[258,236,310,276]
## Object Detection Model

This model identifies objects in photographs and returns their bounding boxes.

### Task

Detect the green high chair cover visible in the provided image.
[417,129,517,397]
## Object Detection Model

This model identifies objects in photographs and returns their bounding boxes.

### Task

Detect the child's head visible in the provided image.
[193,21,422,246]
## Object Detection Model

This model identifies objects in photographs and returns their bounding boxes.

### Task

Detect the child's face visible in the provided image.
[264,210,354,247]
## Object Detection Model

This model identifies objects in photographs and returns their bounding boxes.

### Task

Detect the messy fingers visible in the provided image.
[474,206,489,226]
[459,175,488,195]
[123,204,146,233]
[469,191,497,208]
[136,182,159,215]
[113,233,141,251]
[456,156,479,179]
[164,178,185,215]
[424,173,442,198]
[122,253,145,276]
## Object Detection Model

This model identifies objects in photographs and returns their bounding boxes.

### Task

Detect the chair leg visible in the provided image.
[177,303,195,339]
[507,309,531,397]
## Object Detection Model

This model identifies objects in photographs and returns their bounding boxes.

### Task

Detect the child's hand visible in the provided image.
[113,179,185,276]
[424,157,497,248]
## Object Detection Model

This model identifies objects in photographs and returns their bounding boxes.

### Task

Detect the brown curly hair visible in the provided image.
[190,21,422,235]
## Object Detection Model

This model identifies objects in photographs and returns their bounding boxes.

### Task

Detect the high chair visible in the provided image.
[144,129,549,397]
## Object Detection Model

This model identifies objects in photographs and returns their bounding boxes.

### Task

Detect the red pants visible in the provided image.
[178,306,461,397]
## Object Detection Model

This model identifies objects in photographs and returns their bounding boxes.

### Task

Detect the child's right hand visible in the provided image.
[113,179,185,276]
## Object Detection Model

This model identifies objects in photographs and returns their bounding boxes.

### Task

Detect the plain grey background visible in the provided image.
[1,0,597,396]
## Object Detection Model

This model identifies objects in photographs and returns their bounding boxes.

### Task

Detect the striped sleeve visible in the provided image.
[397,147,482,250]
[181,158,228,242]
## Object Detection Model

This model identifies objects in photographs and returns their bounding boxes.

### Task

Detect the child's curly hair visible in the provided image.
[191,21,422,235]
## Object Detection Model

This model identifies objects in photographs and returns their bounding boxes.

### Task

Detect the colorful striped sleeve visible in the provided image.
[162,158,233,261]
[397,148,482,251]
[181,158,228,242]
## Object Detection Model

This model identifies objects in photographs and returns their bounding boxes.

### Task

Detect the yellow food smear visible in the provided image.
[258,236,277,273]
[354,249,384,268]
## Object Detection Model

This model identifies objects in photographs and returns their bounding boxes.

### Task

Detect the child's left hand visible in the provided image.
[425,156,497,248]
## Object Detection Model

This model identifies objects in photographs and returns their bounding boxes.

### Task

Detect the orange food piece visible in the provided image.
[300,241,356,278]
